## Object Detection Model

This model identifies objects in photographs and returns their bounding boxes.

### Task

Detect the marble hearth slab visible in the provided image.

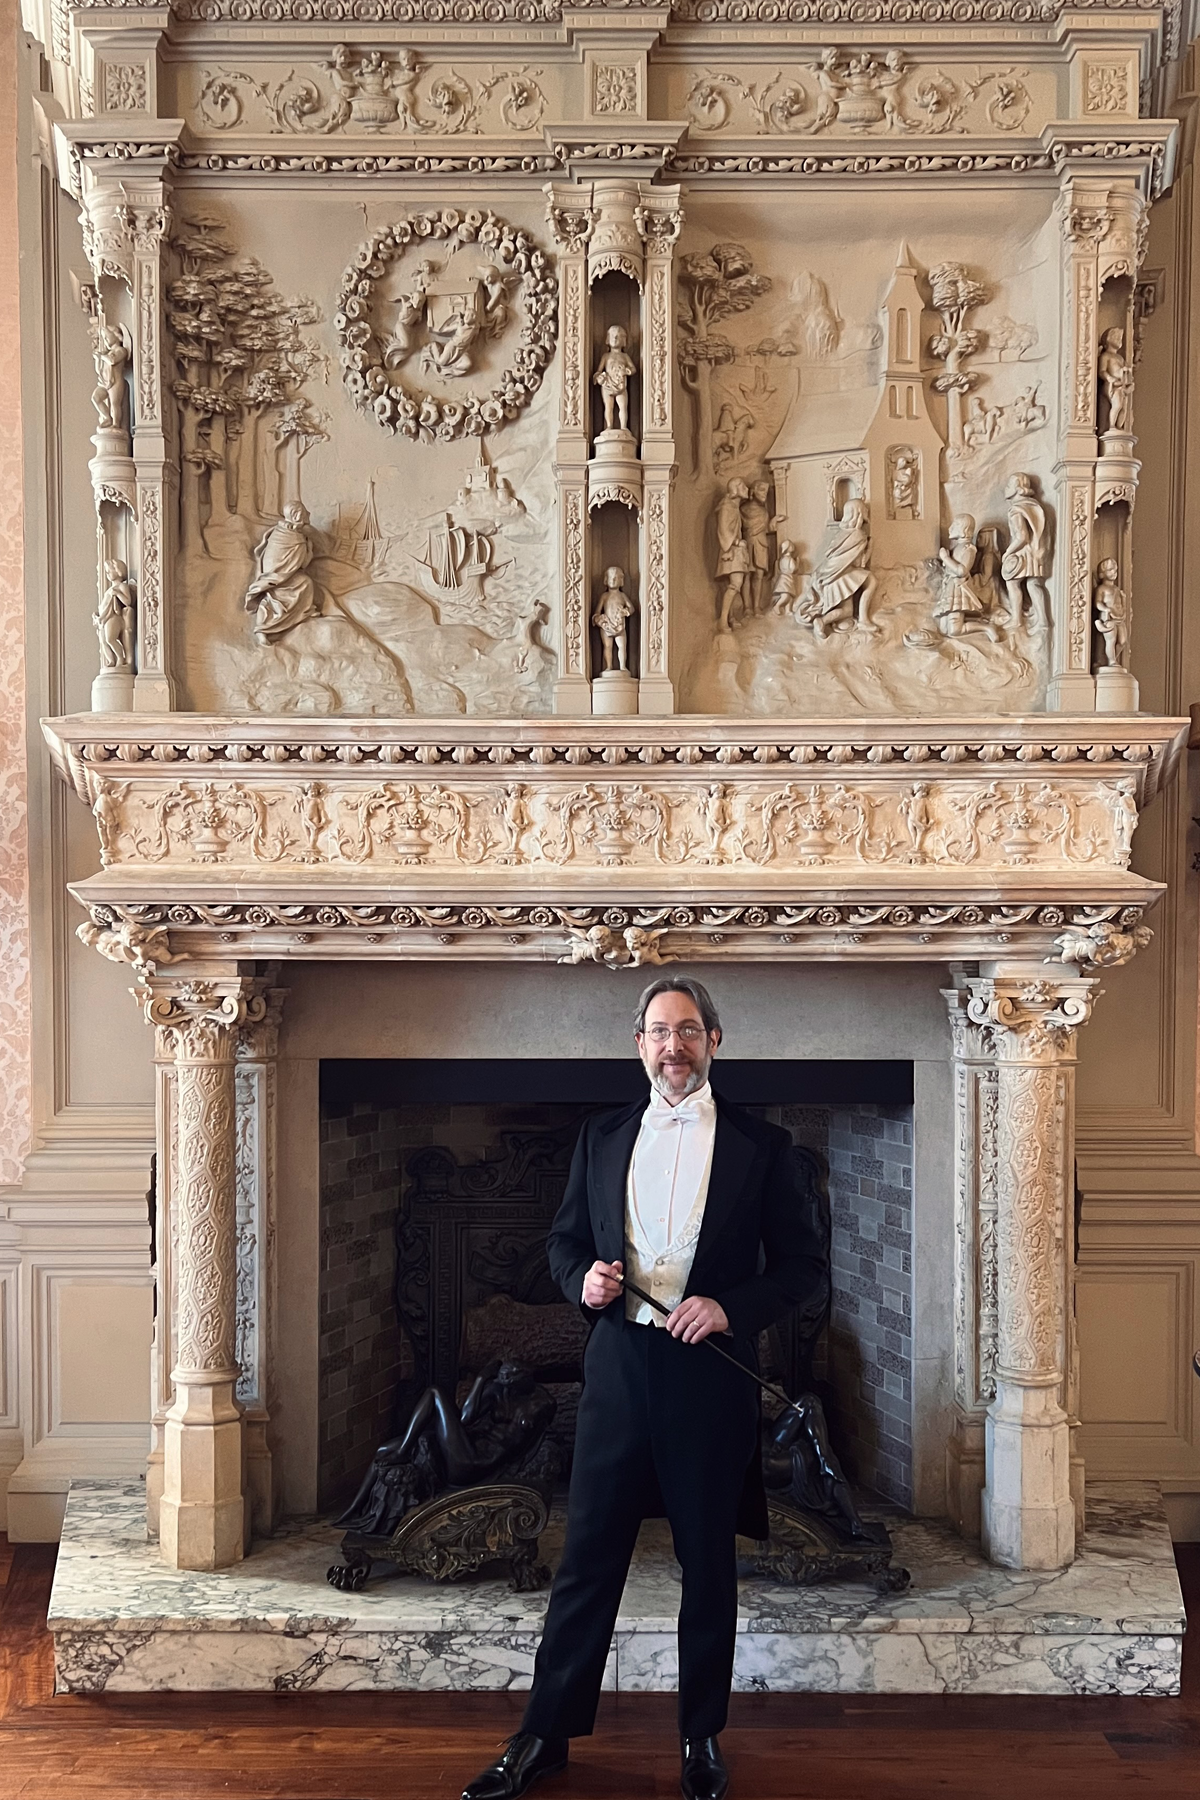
[49,1480,1184,1697]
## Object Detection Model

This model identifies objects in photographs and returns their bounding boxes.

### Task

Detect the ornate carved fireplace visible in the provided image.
[31,0,1194,1593]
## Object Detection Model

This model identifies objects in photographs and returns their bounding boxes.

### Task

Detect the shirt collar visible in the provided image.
[645,1080,714,1124]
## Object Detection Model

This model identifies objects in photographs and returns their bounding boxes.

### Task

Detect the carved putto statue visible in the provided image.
[795,499,878,637]
[1098,326,1134,435]
[93,559,136,670]
[244,504,319,645]
[90,321,130,437]
[593,324,636,436]
[1094,558,1131,669]
[592,566,635,673]
[1000,472,1052,634]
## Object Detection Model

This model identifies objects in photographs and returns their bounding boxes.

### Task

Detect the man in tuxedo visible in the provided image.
[462,977,826,1800]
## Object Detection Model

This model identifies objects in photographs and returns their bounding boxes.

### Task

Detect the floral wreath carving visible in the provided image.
[336,207,558,441]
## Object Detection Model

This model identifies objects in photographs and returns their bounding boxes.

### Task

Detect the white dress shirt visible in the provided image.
[624,1081,717,1326]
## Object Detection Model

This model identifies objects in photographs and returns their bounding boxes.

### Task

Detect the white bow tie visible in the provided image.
[646,1096,707,1126]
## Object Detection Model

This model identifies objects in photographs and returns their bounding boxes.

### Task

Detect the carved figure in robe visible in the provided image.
[1000,472,1051,634]
[796,499,878,637]
[593,325,636,435]
[479,264,514,340]
[1098,326,1134,434]
[715,478,752,632]
[762,1394,876,1542]
[91,322,130,436]
[1094,558,1131,670]
[592,565,635,673]
[771,539,802,613]
[334,1359,557,1540]
[93,559,136,669]
[244,504,319,644]
[741,480,785,614]
[932,516,1000,640]
[889,450,919,518]
[422,294,482,380]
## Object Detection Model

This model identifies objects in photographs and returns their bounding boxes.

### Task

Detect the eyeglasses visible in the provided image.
[642,1024,708,1044]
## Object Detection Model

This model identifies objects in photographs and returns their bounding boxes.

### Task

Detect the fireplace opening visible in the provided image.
[317,1059,915,1518]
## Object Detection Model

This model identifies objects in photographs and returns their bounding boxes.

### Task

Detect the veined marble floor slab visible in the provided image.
[48,1479,1184,1697]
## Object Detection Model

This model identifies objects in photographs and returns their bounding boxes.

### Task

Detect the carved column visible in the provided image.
[73,135,180,712]
[636,192,681,716]
[1051,174,1146,713]
[943,974,999,1539]
[548,192,595,716]
[234,985,286,1536]
[140,976,267,1570]
[964,966,1097,1570]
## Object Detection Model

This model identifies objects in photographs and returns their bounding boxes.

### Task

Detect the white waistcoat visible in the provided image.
[624,1082,717,1326]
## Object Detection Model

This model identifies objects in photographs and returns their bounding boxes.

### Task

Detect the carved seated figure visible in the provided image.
[328,1359,560,1590]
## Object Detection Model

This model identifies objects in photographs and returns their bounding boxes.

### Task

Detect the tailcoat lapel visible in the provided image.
[686,1097,759,1289]
[593,1100,643,1261]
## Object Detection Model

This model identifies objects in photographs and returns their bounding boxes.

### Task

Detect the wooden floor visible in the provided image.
[1,1538,1197,1800]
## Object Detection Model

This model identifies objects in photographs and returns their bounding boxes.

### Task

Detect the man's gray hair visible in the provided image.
[634,976,722,1037]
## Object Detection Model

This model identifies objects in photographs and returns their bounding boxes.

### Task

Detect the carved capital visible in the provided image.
[547,202,596,253]
[138,977,267,1062]
[965,974,1097,1060]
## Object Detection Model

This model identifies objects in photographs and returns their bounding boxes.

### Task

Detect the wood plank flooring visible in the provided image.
[0,1536,1196,1799]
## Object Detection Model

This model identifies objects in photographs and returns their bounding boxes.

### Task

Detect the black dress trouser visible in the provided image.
[521,1317,758,1742]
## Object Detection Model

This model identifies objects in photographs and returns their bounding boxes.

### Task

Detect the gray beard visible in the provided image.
[648,1058,710,1102]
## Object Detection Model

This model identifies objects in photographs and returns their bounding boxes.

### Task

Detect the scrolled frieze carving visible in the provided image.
[337,209,557,442]
[194,51,547,139]
[682,55,1037,140]
[81,770,1147,875]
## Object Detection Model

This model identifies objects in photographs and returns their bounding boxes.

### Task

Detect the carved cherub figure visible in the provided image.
[621,927,671,968]
[76,918,179,978]
[91,321,130,436]
[1093,557,1131,670]
[93,559,136,670]
[593,325,636,435]
[1098,326,1134,434]
[592,566,635,674]
[559,924,618,966]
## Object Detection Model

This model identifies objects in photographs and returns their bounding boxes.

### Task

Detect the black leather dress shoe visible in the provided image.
[681,1735,729,1800]
[461,1733,568,1800]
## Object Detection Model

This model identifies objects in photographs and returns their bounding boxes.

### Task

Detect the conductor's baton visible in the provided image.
[618,1272,801,1416]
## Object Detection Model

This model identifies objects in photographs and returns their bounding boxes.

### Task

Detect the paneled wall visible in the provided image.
[1075,49,1200,1539]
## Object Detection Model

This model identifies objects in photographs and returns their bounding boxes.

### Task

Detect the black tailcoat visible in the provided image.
[546,1089,828,1538]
